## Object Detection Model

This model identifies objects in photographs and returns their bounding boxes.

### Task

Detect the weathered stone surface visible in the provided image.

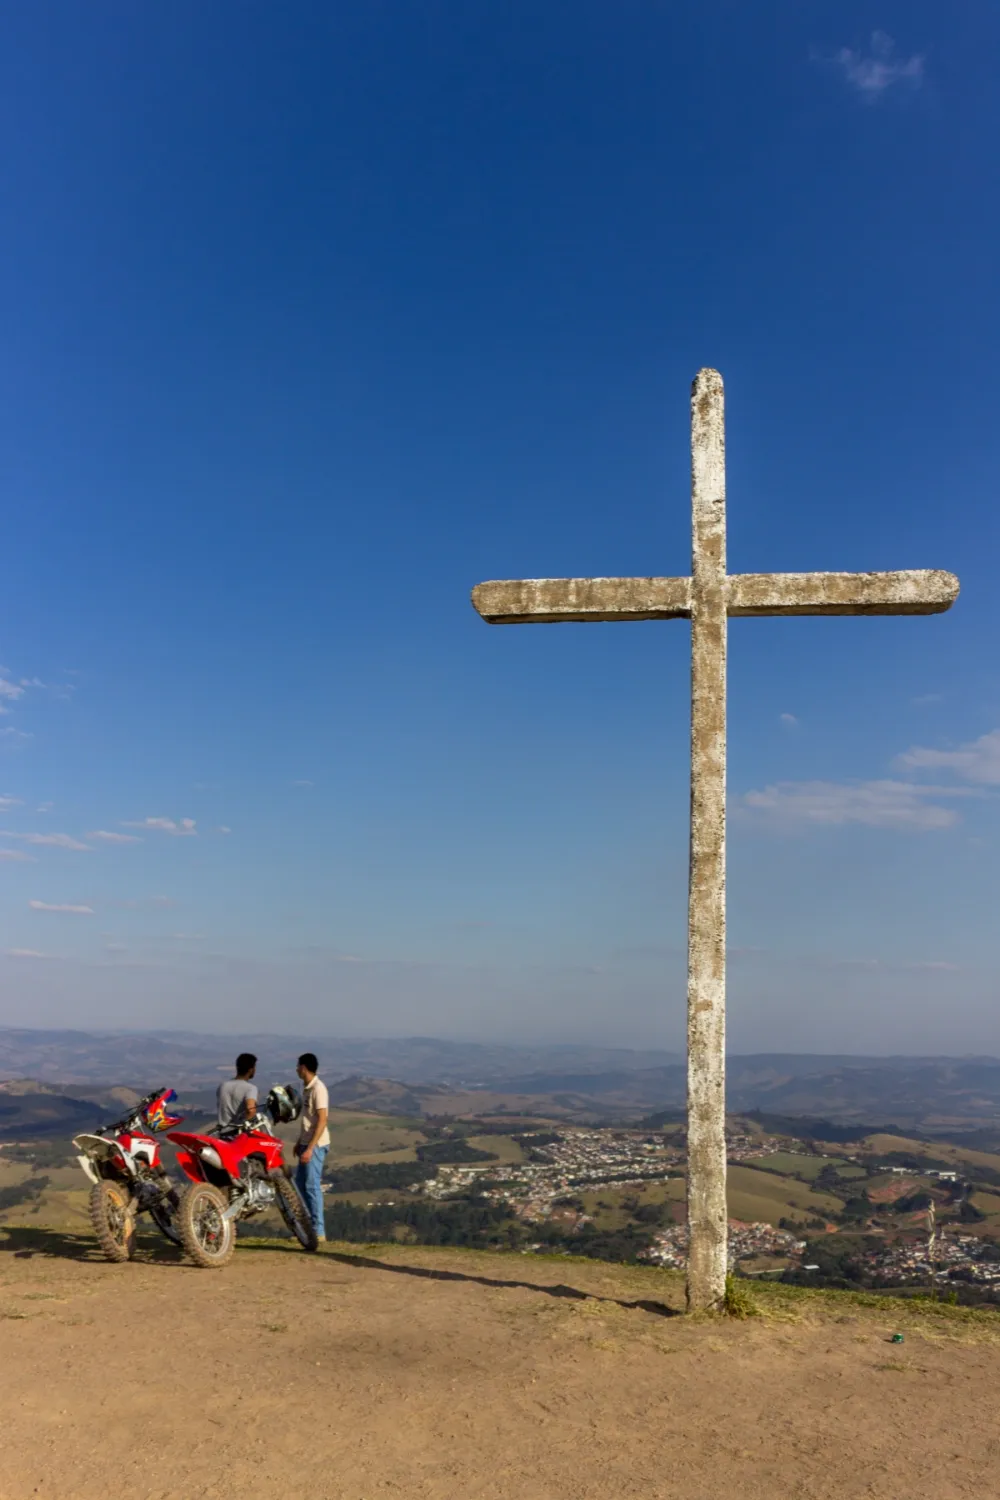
[686,368,729,1313]
[471,575,692,623]
[469,367,959,1315]
[471,569,959,624]
[727,569,959,617]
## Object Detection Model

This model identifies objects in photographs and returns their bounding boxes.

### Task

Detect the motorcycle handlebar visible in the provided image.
[96,1088,166,1138]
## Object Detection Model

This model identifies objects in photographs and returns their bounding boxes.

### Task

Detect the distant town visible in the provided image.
[324,1116,1000,1297]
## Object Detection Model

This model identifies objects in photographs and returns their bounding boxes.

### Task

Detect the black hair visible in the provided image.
[298,1052,318,1073]
[235,1052,257,1077]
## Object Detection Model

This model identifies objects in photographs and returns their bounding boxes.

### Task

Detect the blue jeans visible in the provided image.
[295,1145,328,1236]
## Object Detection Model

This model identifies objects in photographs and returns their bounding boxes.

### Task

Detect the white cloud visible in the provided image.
[740,779,969,832]
[0,676,25,703]
[830,31,924,99]
[0,795,23,811]
[0,848,35,862]
[29,900,94,914]
[5,831,91,850]
[111,894,177,910]
[895,728,1000,786]
[779,713,799,727]
[88,830,143,844]
[911,693,943,707]
[36,801,53,813]
[122,817,197,836]
[292,779,314,788]
[215,825,232,835]
[5,948,48,959]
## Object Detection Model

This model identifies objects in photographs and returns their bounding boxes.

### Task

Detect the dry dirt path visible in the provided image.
[1,1227,998,1499]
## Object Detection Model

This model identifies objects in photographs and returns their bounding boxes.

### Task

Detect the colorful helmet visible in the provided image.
[143,1088,184,1132]
[266,1084,301,1124]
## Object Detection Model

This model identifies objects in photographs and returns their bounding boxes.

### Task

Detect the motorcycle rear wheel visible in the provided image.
[275,1174,319,1252]
[178,1183,235,1268]
[89,1179,136,1263]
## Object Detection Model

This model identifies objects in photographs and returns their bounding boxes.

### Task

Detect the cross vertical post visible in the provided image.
[686,369,729,1311]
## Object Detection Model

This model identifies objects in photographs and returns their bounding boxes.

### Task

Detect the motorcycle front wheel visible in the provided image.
[274,1174,319,1252]
[89,1179,136,1264]
[177,1182,235,1268]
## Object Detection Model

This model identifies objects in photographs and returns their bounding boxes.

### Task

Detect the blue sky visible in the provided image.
[0,2,997,1050]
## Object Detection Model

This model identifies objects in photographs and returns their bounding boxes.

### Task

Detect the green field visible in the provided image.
[466,1134,525,1164]
[578,1164,841,1232]
[726,1165,843,1226]
[752,1152,832,1181]
[325,1110,427,1165]
[969,1189,1000,1219]
[0,1155,90,1231]
[864,1134,1000,1177]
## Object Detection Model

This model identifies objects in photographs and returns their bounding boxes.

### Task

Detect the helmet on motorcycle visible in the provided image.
[265,1084,301,1124]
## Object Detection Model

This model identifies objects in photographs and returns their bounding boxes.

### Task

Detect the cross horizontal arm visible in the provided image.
[727,569,959,617]
[471,576,692,623]
[471,569,959,624]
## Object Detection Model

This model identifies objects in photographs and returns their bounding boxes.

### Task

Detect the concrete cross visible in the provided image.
[470,368,959,1312]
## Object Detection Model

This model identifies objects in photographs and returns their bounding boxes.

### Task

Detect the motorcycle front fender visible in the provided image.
[174,1148,208,1184]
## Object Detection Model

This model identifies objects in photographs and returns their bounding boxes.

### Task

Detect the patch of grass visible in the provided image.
[263,1322,288,1333]
[723,1275,759,1319]
[466,1134,525,1165]
[726,1164,843,1226]
[752,1152,830,1181]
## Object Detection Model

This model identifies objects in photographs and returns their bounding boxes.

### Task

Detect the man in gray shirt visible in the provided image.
[216,1053,258,1133]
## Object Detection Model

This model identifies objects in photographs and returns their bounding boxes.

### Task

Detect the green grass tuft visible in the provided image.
[723,1274,759,1319]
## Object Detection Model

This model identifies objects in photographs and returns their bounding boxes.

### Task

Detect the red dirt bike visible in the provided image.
[73,1088,184,1262]
[167,1085,318,1267]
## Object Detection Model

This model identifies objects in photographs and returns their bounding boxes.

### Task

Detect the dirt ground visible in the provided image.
[2,1227,999,1500]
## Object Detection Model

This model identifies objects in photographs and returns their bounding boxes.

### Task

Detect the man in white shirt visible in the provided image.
[294,1051,330,1242]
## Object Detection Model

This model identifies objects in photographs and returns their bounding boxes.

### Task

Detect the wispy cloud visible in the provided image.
[291,779,314,788]
[826,31,924,100]
[779,713,799,728]
[88,830,143,844]
[0,794,23,811]
[5,831,91,851]
[911,693,943,707]
[5,948,48,959]
[111,894,177,910]
[0,848,35,863]
[0,675,25,708]
[122,817,197,837]
[895,728,1000,786]
[29,900,94,914]
[740,779,972,832]
[215,825,232,835]
[36,801,53,813]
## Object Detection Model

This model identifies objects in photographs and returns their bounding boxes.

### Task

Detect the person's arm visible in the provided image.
[299,1085,328,1162]
[299,1108,327,1162]
[244,1083,258,1119]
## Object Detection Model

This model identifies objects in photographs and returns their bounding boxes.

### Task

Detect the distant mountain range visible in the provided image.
[2,1029,1000,1130]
